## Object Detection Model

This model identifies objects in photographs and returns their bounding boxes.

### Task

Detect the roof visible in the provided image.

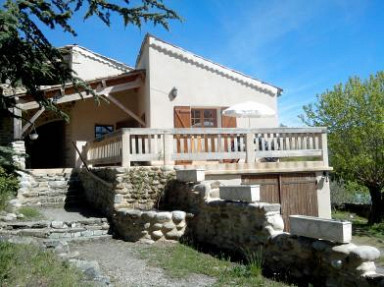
[62,44,133,72]
[136,34,283,96]
[16,69,146,106]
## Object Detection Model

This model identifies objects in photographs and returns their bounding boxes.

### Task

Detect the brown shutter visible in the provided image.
[174,106,191,128]
[174,106,192,165]
[221,108,236,128]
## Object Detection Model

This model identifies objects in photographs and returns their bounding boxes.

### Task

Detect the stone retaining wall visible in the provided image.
[114,209,187,243]
[264,233,383,287]
[11,141,26,170]
[78,167,383,286]
[173,176,383,287]
[79,166,176,215]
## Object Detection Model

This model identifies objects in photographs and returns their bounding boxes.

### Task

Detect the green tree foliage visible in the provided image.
[0,0,180,118]
[300,72,384,224]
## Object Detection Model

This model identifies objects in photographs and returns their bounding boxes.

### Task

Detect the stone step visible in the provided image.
[22,195,87,206]
[0,229,111,241]
[0,218,110,241]
[21,189,85,198]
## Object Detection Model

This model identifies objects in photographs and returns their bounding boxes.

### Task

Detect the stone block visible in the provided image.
[290,215,352,243]
[219,185,260,203]
[155,212,172,223]
[350,246,381,262]
[165,229,183,240]
[176,169,205,183]
[162,222,175,232]
[151,230,164,240]
[172,211,186,223]
[49,181,68,189]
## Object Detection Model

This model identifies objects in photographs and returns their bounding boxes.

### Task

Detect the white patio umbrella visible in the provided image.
[222,101,275,118]
[222,101,275,128]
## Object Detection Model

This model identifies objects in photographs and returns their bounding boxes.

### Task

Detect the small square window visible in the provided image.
[95,125,114,139]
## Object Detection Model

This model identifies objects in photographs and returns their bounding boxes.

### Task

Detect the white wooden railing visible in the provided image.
[84,128,329,167]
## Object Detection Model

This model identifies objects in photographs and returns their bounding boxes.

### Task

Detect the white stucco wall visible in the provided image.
[136,46,151,127]
[71,46,131,81]
[140,37,280,129]
[65,91,140,166]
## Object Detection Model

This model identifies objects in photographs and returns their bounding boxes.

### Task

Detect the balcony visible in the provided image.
[82,127,330,172]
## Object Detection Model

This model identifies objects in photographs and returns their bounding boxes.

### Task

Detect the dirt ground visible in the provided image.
[69,238,216,287]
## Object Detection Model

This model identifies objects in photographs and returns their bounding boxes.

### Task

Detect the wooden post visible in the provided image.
[245,132,255,163]
[321,131,329,167]
[121,130,131,167]
[163,132,173,165]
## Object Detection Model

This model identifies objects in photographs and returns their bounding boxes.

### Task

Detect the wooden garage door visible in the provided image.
[242,173,318,231]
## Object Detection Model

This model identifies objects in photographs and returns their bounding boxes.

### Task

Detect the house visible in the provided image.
[0,34,333,229]
[5,34,282,168]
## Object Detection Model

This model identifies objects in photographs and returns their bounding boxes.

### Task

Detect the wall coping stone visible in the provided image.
[219,185,260,202]
[290,215,352,243]
[176,169,205,183]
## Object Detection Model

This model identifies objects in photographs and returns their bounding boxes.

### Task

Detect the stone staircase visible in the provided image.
[18,168,87,208]
[0,217,111,241]
[1,168,113,242]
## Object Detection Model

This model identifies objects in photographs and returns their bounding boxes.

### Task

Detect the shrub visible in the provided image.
[330,180,370,206]
[0,167,19,210]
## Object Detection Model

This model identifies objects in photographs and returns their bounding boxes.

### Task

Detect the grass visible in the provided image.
[138,242,294,286]
[0,241,89,287]
[18,206,45,220]
[332,210,384,266]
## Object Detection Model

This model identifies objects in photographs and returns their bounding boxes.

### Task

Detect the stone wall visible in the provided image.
[78,166,383,286]
[114,209,187,243]
[11,141,26,170]
[172,175,383,287]
[177,180,284,252]
[79,166,176,215]
[79,166,186,243]
[264,233,383,287]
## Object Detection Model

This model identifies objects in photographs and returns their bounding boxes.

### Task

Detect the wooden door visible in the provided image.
[242,173,318,231]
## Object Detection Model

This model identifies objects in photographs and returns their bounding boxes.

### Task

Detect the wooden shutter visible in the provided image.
[174,106,191,128]
[174,106,192,164]
[221,108,237,162]
[221,114,237,128]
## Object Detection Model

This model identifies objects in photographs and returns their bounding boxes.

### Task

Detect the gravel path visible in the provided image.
[69,239,216,287]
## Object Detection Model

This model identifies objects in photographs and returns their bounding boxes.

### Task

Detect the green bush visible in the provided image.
[0,145,20,174]
[0,167,19,210]
[330,180,370,206]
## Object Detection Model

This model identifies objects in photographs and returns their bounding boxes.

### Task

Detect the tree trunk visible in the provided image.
[368,185,384,224]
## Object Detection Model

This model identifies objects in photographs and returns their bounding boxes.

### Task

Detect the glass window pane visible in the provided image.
[95,125,114,139]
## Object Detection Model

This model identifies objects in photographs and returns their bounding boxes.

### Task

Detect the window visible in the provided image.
[191,108,217,128]
[95,124,114,139]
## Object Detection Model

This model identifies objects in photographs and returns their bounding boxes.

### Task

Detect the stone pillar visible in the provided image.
[316,171,332,219]
[11,140,26,170]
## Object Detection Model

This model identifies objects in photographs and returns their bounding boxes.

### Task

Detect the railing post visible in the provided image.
[163,132,173,165]
[321,131,329,167]
[121,130,131,167]
[245,132,255,163]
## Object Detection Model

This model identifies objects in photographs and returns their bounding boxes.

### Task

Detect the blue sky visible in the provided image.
[40,0,384,126]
